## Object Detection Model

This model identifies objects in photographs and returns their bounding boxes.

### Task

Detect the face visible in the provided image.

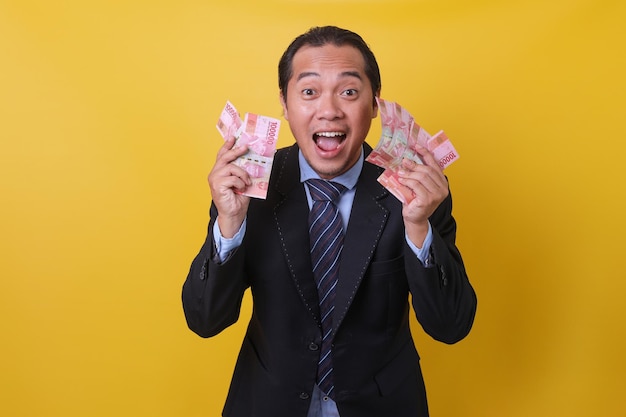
[280,44,378,179]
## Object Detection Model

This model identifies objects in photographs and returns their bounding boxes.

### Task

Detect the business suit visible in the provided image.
[182,143,477,417]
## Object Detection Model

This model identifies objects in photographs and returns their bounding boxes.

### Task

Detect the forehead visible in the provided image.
[290,44,366,82]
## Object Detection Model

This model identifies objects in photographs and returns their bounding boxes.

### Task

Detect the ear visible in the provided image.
[279,91,289,121]
[372,92,379,119]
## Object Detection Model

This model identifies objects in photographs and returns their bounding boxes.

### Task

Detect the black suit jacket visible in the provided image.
[182,143,477,417]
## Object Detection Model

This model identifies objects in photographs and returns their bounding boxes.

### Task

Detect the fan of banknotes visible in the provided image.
[216,101,281,199]
[366,98,459,204]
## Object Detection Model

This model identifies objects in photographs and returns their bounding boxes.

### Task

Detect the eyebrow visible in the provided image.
[296,71,363,82]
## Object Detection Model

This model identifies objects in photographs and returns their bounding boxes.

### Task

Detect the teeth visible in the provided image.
[316,132,344,137]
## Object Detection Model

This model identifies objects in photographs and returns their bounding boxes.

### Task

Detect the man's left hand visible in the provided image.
[397,145,449,247]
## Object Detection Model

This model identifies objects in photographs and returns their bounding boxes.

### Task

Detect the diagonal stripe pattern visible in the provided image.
[307,179,346,400]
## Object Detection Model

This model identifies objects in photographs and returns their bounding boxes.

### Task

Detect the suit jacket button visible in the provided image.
[308,342,319,351]
[299,392,310,400]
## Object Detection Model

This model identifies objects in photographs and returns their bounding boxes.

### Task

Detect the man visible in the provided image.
[182,26,477,417]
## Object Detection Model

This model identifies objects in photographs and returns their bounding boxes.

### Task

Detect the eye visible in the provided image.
[342,89,358,97]
[302,88,315,96]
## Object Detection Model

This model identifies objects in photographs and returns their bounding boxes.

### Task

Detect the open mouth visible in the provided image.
[313,131,346,152]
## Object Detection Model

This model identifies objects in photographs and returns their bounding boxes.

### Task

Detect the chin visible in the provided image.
[312,162,348,179]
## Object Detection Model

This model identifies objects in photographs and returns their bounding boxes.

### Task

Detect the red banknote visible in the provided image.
[367,98,459,204]
[215,101,281,199]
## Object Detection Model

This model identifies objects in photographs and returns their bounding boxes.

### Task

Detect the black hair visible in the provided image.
[278,26,381,100]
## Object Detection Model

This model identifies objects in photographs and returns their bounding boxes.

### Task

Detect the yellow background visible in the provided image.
[2,0,625,416]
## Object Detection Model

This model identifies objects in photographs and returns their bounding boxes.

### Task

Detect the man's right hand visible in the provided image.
[208,137,251,238]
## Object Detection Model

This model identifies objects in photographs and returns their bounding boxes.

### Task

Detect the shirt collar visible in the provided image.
[299,147,363,191]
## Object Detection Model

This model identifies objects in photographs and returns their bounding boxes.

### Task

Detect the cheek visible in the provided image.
[289,111,311,133]
[354,115,373,136]
[289,120,311,144]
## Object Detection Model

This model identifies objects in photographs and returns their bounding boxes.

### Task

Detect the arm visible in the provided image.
[182,209,249,338]
[405,192,476,344]
[181,137,252,338]
[398,146,477,344]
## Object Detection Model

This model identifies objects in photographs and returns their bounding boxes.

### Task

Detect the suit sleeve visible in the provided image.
[405,190,477,344]
[181,203,249,338]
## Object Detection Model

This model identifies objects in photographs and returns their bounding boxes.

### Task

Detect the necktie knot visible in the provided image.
[306,179,346,203]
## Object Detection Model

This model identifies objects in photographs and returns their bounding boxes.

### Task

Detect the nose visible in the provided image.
[316,94,344,120]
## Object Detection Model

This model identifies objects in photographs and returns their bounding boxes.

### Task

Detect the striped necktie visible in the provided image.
[306,179,347,400]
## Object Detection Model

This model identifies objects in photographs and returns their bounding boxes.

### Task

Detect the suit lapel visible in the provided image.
[273,145,321,324]
[333,159,390,334]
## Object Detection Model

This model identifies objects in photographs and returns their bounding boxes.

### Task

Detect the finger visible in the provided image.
[216,174,250,194]
[215,137,249,167]
[211,162,251,186]
[399,174,449,212]
[399,158,446,191]
[400,174,447,201]
[413,145,444,173]
[215,137,235,160]
[407,150,447,181]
